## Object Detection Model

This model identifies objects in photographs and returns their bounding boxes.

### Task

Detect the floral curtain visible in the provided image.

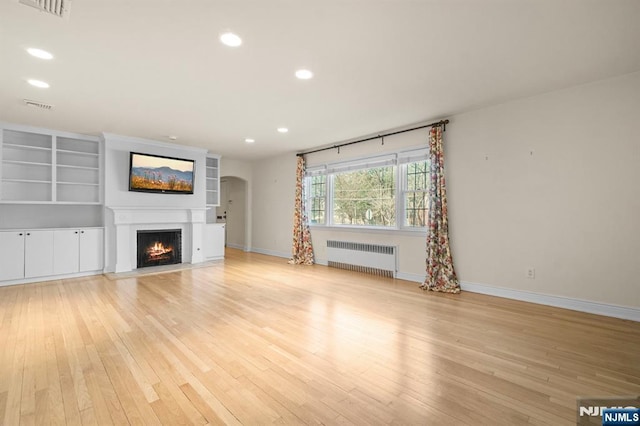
[420,126,460,293]
[289,156,315,265]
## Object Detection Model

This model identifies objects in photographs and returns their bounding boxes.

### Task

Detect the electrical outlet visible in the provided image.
[526,267,535,279]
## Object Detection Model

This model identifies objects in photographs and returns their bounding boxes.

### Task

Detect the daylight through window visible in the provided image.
[309,175,326,224]
[333,166,396,226]
[305,150,430,230]
[403,160,429,227]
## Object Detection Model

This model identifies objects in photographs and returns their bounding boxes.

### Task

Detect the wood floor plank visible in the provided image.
[0,248,638,425]
[53,323,83,426]
[178,382,227,426]
[146,314,212,373]
[20,285,38,420]
[41,294,66,426]
[4,286,27,426]
[141,349,208,426]
[84,344,129,425]
[150,381,192,425]
[0,391,7,425]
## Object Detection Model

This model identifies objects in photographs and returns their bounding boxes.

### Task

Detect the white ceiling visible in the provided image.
[1,1,640,160]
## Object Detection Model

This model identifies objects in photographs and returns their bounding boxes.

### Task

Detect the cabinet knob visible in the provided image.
[26,233,31,236]
[81,231,85,234]
[19,233,23,236]
[75,231,79,234]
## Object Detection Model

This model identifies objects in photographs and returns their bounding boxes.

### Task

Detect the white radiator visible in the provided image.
[326,240,397,278]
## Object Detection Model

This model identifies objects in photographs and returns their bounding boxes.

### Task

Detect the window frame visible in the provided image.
[305,148,429,232]
[400,159,430,229]
[304,170,328,226]
[331,163,398,228]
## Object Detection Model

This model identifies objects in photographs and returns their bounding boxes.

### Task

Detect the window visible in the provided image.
[308,175,326,224]
[402,160,429,227]
[305,149,429,230]
[333,165,396,226]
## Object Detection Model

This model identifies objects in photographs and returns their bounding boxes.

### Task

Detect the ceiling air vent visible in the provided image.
[18,0,72,18]
[24,99,54,110]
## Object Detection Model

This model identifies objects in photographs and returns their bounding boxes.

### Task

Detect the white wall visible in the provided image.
[221,158,253,182]
[447,72,640,308]
[250,71,640,310]
[250,155,297,257]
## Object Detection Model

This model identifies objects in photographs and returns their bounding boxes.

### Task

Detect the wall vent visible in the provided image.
[326,240,397,278]
[24,99,54,110]
[18,0,72,18]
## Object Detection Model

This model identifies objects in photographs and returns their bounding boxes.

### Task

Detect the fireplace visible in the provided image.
[137,229,182,268]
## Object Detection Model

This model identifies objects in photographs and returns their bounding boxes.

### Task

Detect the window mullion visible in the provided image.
[397,163,404,229]
[326,173,334,226]
[304,176,311,222]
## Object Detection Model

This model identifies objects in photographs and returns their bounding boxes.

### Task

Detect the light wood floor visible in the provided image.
[1,249,638,425]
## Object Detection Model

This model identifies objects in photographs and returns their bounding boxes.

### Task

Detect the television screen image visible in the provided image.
[129,152,195,194]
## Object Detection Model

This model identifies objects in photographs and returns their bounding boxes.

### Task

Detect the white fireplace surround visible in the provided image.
[107,207,207,273]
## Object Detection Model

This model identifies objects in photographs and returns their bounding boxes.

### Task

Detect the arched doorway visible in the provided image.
[217,176,247,249]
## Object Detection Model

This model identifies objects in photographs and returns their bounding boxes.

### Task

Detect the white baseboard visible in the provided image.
[250,250,327,265]
[0,270,103,288]
[204,256,224,261]
[226,243,245,250]
[396,271,425,283]
[460,281,639,322]
[392,273,639,322]
[250,247,291,259]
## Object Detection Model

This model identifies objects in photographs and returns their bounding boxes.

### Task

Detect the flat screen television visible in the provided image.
[129,152,195,194]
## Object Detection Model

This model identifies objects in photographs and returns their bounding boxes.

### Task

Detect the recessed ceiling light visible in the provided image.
[169,135,178,141]
[277,128,289,133]
[220,32,242,47]
[26,48,53,60]
[28,79,49,88]
[245,138,255,143]
[295,69,313,80]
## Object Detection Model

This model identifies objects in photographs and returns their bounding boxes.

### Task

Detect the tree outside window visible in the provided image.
[304,154,428,230]
[308,175,326,224]
[333,166,396,227]
[403,160,429,227]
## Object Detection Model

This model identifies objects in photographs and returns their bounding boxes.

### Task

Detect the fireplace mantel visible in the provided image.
[106,206,207,273]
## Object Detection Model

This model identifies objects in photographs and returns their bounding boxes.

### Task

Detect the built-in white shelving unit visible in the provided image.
[205,154,220,207]
[1,130,53,202]
[0,125,101,204]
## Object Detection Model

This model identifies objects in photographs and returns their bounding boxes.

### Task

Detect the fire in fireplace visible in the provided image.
[137,229,182,268]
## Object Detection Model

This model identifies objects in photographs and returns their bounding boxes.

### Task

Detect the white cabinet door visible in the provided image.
[79,228,104,272]
[204,224,225,259]
[53,229,80,275]
[24,230,54,278]
[0,231,25,281]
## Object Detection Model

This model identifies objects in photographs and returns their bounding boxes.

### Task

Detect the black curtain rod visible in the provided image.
[296,119,449,157]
